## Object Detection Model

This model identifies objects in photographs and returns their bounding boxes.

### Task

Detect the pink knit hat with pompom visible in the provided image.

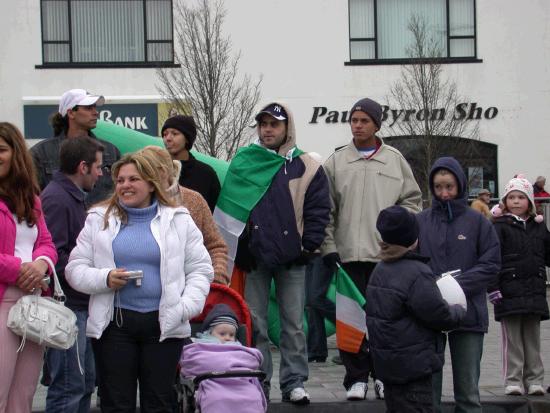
[492,174,543,222]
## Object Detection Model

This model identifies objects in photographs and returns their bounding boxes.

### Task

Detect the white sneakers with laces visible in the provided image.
[285,387,310,404]
[504,385,522,395]
[374,379,385,399]
[346,382,368,400]
[527,384,545,395]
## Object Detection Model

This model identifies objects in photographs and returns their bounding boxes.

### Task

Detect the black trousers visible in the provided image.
[340,261,377,389]
[92,309,184,413]
[385,375,434,413]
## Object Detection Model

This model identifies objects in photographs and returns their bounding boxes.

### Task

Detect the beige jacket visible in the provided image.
[321,139,422,263]
[470,199,492,219]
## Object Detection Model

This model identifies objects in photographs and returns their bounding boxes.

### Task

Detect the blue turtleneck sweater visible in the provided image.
[112,200,162,313]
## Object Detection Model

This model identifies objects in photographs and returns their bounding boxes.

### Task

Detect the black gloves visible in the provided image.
[293,250,318,266]
[322,252,341,271]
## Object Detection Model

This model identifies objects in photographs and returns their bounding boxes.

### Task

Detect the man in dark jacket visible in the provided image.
[223,102,330,404]
[417,157,501,413]
[367,206,465,412]
[161,115,221,211]
[31,88,121,206]
[40,136,104,412]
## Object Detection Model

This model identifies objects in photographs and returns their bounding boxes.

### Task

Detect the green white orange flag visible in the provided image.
[213,144,303,276]
[335,266,367,353]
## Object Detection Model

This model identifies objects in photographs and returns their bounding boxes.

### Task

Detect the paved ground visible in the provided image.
[32,296,550,410]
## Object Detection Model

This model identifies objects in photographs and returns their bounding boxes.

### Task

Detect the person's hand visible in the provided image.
[293,250,317,266]
[488,290,503,305]
[16,260,49,293]
[322,253,341,271]
[107,268,129,290]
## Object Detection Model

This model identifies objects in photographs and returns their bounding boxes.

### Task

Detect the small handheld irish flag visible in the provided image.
[335,266,367,353]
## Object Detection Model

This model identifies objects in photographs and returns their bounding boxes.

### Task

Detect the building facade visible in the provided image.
[1,0,549,197]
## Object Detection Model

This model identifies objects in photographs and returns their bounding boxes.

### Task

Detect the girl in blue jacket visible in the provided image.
[488,175,550,396]
[416,157,501,413]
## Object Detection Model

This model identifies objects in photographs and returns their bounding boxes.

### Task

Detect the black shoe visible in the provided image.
[332,355,343,365]
[308,356,327,363]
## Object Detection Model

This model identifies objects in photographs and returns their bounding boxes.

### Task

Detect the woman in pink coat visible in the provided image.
[0,122,57,413]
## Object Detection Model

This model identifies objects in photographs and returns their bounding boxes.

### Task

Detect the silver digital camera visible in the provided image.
[124,270,144,287]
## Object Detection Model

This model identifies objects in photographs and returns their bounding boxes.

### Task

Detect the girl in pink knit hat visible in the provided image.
[488,175,549,396]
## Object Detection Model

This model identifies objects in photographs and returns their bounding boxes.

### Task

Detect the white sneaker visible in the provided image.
[347,382,368,400]
[374,379,385,399]
[528,384,545,395]
[505,385,523,395]
[286,387,310,404]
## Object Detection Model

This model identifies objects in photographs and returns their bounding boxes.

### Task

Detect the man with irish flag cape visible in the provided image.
[213,102,330,405]
[321,97,422,401]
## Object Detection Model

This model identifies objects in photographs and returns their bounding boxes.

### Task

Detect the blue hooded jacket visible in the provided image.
[416,157,501,333]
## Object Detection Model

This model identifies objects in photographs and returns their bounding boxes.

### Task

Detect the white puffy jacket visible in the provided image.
[65,204,214,341]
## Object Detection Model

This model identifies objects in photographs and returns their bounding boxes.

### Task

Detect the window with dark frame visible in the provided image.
[40,0,174,66]
[348,0,478,64]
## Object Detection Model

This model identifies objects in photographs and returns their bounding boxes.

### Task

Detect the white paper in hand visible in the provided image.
[436,271,467,311]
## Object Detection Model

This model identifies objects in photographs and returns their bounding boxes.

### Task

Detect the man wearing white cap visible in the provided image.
[31,89,121,205]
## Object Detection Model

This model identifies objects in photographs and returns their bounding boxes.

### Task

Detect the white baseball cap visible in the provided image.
[58,89,105,116]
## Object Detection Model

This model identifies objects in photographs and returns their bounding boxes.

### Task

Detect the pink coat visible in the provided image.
[0,197,57,302]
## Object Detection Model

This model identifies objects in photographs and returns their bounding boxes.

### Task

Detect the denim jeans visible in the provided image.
[305,256,335,360]
[245,263,308,395]
[432,331,484,413]
[45,309,95,413]
[385,375,433,413]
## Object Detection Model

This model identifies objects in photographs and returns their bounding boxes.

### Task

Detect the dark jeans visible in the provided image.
[340,261,377,389]
[305,256,335,360]
[45,309,95,413]
[385,375,434,413]
[92,309,184,413]
[432,331,484,413]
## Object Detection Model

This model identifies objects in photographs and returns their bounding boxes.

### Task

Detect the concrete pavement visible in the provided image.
[32,296,550,411]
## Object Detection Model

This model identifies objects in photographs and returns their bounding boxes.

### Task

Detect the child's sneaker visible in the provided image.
[346,382,368,400]
[283,387,310,404]
[505,385,523,395]
[374,379,385,399]
[527,384,545,395]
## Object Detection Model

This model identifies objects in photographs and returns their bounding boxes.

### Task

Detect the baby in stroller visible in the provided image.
[180,303,267,413]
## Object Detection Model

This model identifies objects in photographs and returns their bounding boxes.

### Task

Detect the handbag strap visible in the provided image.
[35,255,66,301]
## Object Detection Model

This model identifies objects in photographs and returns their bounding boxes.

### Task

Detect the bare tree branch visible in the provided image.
[385,15,481,199]
[156,0,261,160]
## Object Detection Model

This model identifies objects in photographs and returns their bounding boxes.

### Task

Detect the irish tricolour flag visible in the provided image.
[213,144,304,276]
[335,266,368,353]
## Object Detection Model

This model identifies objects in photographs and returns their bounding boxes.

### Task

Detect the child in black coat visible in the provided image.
[366,206,465,413]
[488,175,550,396]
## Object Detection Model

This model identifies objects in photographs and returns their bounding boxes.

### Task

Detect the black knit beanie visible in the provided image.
[376,205,419,248]
[350,98,383,128]
[161,115,197,150]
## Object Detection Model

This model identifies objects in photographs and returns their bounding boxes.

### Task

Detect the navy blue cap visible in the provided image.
[255,104,287,122]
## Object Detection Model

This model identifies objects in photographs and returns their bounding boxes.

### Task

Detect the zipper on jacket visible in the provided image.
[376,171,400,181]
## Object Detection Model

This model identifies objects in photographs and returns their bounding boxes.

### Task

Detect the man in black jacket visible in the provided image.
[40,136,104,412]
[366,206,465,412]
[31,88,121,206]
[161,115,220,211]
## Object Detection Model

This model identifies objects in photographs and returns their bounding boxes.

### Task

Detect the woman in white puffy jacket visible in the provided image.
[65,152,213,413]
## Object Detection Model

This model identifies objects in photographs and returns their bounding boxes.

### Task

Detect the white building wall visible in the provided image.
[1,0,549,192]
